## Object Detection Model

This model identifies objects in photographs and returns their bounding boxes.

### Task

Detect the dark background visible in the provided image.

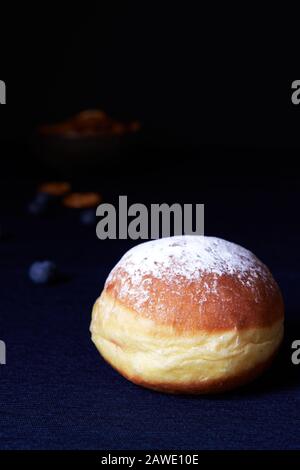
[0,4,299,451]
[0,4,299,180]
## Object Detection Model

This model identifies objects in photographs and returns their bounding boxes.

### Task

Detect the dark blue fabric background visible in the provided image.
[0,180,299,450]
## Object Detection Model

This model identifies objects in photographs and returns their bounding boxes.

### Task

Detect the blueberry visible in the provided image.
[80,209,97,226]
[27,192,54,215]
[29,261,57,284]
[35,192,53,205]
[27,201,46,215]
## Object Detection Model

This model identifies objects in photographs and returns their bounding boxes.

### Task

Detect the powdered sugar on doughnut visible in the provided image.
[106,235,268,287]
[101,236,282,329]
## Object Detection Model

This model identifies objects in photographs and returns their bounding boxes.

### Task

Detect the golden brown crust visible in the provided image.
[91,292,284,394]
[105,270,284,332]
[91,237,285,394]
[104,348,280,394]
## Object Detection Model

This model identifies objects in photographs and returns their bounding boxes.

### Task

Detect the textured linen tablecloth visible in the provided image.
[0,181,299,450]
